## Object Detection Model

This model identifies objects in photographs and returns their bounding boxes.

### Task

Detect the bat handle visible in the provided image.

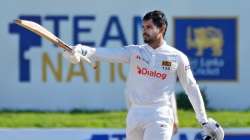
[57,40,73,52]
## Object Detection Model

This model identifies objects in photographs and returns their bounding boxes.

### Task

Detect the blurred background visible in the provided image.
[0,0,249,140]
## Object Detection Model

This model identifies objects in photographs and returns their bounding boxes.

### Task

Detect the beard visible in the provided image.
[143,33,153,44]
[143,38,151,43]
[143,33,156,44]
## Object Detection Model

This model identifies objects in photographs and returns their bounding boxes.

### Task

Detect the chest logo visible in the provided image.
[161,60,173,71]
[162,60,172,66]
[137,66,167,80]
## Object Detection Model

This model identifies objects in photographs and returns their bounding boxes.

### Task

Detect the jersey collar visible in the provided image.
[146,41,168,53]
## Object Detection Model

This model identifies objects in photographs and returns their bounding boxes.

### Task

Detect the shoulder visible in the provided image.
[166,45,189,62]
[125,44,147,52]
[126,44,147,48]
[168,45,188,58]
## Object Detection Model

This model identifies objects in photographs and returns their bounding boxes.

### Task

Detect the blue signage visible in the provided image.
[9,15,142,82]
[89,132,250,140]
[174,18,238,81]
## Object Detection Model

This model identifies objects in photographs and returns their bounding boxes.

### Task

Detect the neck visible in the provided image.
[149,38,164,49]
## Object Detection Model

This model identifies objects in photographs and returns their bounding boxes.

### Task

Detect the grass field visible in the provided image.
[0,110,249,128]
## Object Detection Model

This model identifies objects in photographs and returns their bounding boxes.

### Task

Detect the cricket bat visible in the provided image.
[15,19,96,69]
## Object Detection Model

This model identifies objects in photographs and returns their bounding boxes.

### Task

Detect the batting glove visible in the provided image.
[202,118,224,140]
[63,44,95,64]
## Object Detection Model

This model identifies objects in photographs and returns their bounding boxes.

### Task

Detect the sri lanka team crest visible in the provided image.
[174,17,238,81]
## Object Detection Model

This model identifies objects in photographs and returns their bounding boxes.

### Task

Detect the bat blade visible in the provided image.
[15,19,72,52]
[15,19,96,69]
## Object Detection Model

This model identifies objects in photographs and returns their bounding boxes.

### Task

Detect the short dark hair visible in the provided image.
[143,10,168,37]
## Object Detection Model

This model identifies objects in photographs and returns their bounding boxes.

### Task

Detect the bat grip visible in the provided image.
[57,40,73,53]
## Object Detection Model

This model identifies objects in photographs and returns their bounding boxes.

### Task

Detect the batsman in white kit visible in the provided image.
[63,10,224,140]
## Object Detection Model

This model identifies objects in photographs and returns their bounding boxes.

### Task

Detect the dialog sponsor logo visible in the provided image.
[137,66,167,80]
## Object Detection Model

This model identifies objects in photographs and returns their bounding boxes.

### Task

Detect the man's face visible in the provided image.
[142,19,162,44]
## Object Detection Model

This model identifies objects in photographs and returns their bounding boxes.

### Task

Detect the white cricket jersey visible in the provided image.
[86,41,207,123]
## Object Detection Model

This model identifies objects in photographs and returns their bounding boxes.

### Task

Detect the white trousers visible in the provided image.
[126,105,174,140]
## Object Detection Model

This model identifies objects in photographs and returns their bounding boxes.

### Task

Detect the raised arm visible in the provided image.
[63,44,132,64]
